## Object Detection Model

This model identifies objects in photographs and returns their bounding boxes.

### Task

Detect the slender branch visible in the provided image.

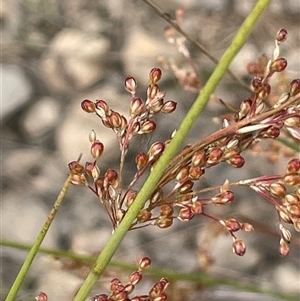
[140,0,252,92]
[4,174,73,301]
[73,1,271,300]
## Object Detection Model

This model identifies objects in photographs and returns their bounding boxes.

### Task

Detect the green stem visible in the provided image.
[73,0,271,300]
[4,174,72,301]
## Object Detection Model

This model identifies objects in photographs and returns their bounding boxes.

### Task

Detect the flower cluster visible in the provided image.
[93,257,169,301]
[69,29,300,256]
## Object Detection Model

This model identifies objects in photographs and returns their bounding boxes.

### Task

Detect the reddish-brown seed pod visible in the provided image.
[212,191,234,205]
[95,99,110,117]
[70,173,87,185]
[139,256,152,269]
[130,97,144,116]
[289,79,300,96]
[85,161,95,177]
[189,165,204,180]
[140,120,156,134]
[160,204,174,217]
[224,218,241,232]
[125,76,137,94]
[149,282,164,297]
[130,271,142,285]
[36,292,48,301]
[282,194,299,206]
[269,58,287,73]
[287,158,300,173]
[276,28,288,43]
[208,147,223,163]
[161,100,177,113]
[135,152,149,170]
[191,200,203,214]
[178,207,194,221]
[191,151,206,167]
[155,216,173,228]
[176,166,189,182]
[148,141,165,161]
[228,154,245,168]
[279,238,290,256]
[150,188,164,204]
[149,68,162,84]
[137,208,152,222]
[114,291,127,301]
[232,239,246,256]
[90,141,104,159]
[287,204,300,218]
[269,182,286,198]
[258,83,271,99]
[105,169,118,182]
[109,111,122,129]
[179,179,194,194]
[68,161,84,173]
[124,190,137,208]
[283,173,300,186]
[159,278,169,290]
[81,99,96,113]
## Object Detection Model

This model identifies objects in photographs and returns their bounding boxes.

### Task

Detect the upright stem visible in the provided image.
[5,174,73,301]
[73,1,271,300]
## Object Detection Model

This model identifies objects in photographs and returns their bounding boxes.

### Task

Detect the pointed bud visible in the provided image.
[228,154,245,168]
[283,173,300,186]
[89,130,97,143]
[279,224,292,243]
[208,147,223,163]
[232,239,246,256]
[139,256,151,269]
[289,79,300,97]
[125,76,137,94]
[279,238,290,256]
[161,101,177,113]
[148,141,165,161]
[287,158,300,173]
[189,165,204,180]
[276,28,288,43]
[191,151,206,166]
[130,271,142,285]
[81,99,95,113]
[283,194,299,206]
[258,83,271,99]
[269,58,287,73]
[95,99,110,117]
[140,120,156,134]
[130,97,144,116]
[135,152,149,170]
[147,84,160,100]
[124,190,137,208]
[90,141,104,159]
[269,182,286,198]
[149,68,162,84]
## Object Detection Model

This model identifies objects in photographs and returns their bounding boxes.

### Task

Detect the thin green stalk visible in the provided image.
[4,174,73,301]
[2,239,299,301]
[73,1,271,300]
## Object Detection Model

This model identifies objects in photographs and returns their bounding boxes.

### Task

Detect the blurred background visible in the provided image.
[1,0,299,300]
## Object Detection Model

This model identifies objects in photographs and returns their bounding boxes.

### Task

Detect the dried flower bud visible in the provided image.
[283,173,299,186]
[91,141,104,159]
[124,190,137,207]
[125,76,137,94]
[155,216,173,228]
[160,204,174,217]
[135,152,149,170]
[279,238,290,256]
[149,68,162,84]
[293,218,300,232]
[130,97,144,116]
[70,173,87,185]
[283,194,299,206]
[161,101,177,113]
[287,158,300,173]
[228,154,245,168]
[179,179,194,194]
[269,183,286,198]
[278,208,292,223]
[212,190,234,205]
[287,204,300,218]
[36,292,48,301]
[232,239,246,256]
[178,207,194,221]
[191,151,206,167]
[109,111,122,129]
[68,161,84,173]
[139,256,152,269]
[276,28,288,43]
[208,147,223,163]
[95,99,110,117]
[105,168,118,183]
[150,188,164,204]
[110,278,122,292]
[269,58,287,73]
[148,141,165,161]
[223,218,241,232]
[147,84,160,100]
[258,84,271,99]
[130,271,142,285]
[137,208,152,222]
[189,165,204,180]
[81,99,95,113]
[176,166,189,182]
[140,120,156,134]
[191,200,203,214]
[289,79,300,96]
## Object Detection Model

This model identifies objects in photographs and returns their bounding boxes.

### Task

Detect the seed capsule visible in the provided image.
[276,28,288,43]
[269,58,287,73]
[232,239,246,256]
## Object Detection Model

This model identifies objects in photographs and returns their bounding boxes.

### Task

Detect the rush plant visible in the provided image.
[3,0,299,300]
